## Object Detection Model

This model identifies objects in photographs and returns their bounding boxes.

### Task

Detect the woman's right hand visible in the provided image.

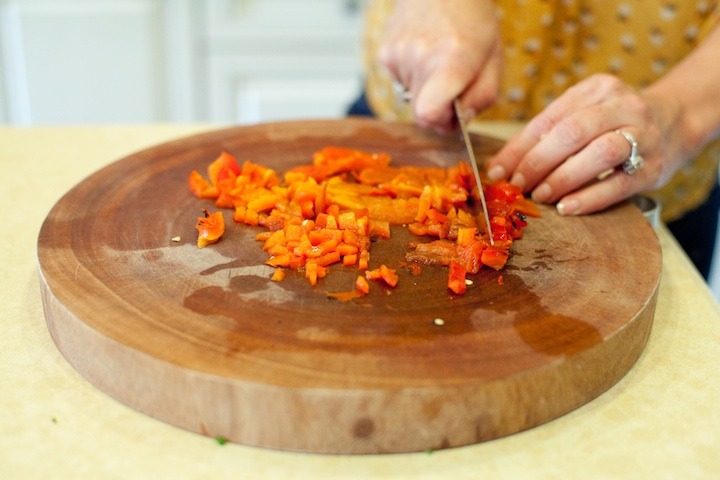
[377,0,503,133]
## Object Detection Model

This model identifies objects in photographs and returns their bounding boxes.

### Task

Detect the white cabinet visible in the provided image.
[201,0,366,123]
[0,0,367,125]
[0,0,168,124]
[0,62,6,123]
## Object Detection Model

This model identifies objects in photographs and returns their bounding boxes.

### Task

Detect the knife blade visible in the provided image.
[453,99,494,246]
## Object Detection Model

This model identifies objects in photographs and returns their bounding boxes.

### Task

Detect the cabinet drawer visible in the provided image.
[207,55,361,123]
[204,0,365,33]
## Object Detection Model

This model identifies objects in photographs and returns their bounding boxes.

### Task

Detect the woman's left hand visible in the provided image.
[486,73,691,215]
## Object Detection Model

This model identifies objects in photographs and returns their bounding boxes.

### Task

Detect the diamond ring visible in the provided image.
[392,81,412,103]
[615,129,644,175]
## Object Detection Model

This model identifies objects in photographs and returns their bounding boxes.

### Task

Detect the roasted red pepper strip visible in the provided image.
[448,261,467,295]
[208,152,241,186]
[196,209,225,248]
[188,170,218,199]
[365,264,399,288]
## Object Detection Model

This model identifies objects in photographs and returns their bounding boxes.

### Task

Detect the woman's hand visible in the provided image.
[486,73,692,215]
[378,0,502,133]
[487,22,720,217]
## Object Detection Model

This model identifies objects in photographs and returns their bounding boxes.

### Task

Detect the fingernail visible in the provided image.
[510,172,526,190]
[487,165,506,181]
[531,183,551,203]
[557,198,580,215]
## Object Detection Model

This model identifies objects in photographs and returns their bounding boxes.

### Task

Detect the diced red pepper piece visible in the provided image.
[365,264,399,288]
[195,209,225,248]
[448,261,467,294]
[481,247,509,270]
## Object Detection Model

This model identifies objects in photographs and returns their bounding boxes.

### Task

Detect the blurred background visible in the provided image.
[0,0,367,125]
[1,0,719,298]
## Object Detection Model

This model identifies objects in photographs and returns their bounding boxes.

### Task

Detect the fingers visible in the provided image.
[379,37,458,130]
[485,74,668,216]
[508,100,630,191]
[377,0,502,132]
[413,51,478,132]
[488,75,626,183]
[529,128,649,216]
[486,117,557,183]
[555,169,640,216]
[457,39,503,114]
[529,130,639,204]
[377,37,428,100]
[414,42,502,132]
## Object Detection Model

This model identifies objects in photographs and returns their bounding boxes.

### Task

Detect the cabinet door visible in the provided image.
[201,0,367,124]
[203,0,365,44]
[0,0,367,125]
[207,56,363,124]
[0,67,6,123]
[0,0,166,124]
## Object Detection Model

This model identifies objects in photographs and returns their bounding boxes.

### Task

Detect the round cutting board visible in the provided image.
[37,119,662,454]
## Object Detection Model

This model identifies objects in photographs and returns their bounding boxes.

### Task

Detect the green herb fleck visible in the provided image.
[51,417,58,424]
[215,436,228,446]
[425,448,434,455]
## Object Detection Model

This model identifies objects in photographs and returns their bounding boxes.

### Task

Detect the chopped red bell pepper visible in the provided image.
[189,146,539,296]
[448,261,467,295]
[195,209,225,248]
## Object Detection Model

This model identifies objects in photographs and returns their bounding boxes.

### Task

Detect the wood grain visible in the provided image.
[37,118,662,454]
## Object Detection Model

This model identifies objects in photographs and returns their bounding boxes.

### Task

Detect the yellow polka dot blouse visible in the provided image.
[363,0,720,222]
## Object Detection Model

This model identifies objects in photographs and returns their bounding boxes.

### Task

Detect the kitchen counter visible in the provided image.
[2,123,719,479]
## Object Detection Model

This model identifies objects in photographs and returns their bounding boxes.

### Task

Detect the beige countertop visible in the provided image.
[2,123,719,479]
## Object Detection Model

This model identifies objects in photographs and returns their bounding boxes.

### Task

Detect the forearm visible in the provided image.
[643,24,720,157]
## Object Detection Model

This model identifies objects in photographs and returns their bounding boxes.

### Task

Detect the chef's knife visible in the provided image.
[453,99,494,245]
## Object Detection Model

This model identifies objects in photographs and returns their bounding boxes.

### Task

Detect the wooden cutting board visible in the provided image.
[37,118,662,454]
